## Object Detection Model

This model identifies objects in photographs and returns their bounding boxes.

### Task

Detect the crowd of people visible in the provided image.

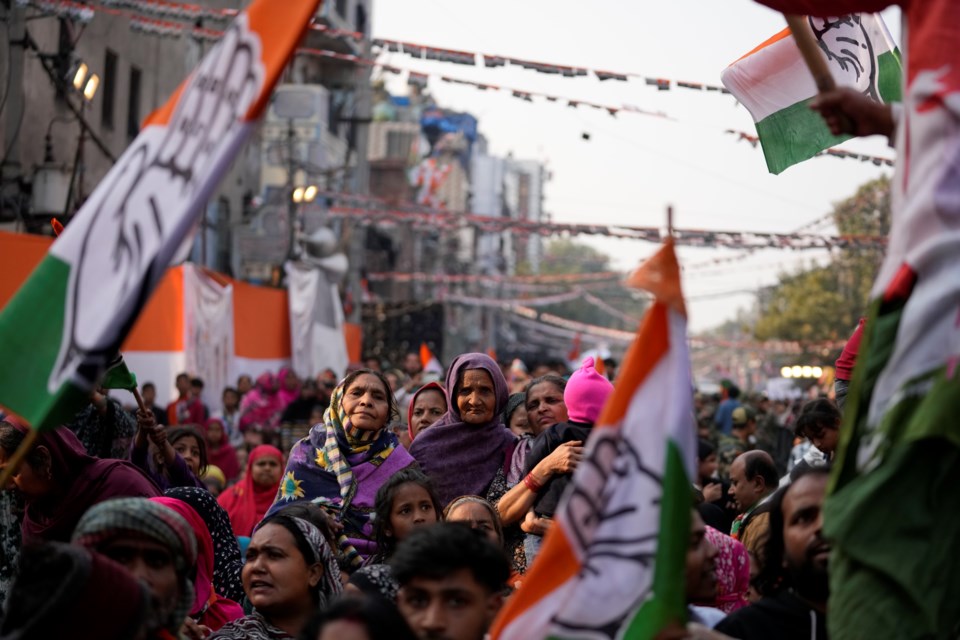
[0,344,848,640]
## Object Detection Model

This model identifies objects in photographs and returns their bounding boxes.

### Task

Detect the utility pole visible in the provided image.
[1,2,26,184]
[346,43,372,325]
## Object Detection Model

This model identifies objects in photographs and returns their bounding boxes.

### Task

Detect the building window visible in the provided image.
[335,0,347,19]
[101,49,117,129]
[355,3,367,35]
[127,66,142,139]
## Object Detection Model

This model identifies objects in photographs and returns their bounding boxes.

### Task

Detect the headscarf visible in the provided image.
[276,367,301,410]
[0,542,157,640]
[698,526,750,614]
[217,445,284,537]
[238,372,282,432]
[203,418,241,483]
[71,497,197,635]
[166,486,245,603]
[259,515,344,609]
[502,392,527,427]
[4,420,160,543]
[409,353,516,505]
[151,497,244,630]
[406,382,447,441]
[349,564,399,602]
[266,372,415,563]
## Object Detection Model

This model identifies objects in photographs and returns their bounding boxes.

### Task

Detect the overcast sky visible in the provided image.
[372,1,900,332]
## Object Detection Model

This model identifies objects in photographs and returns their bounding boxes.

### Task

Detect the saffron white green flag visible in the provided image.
[0,0,322,430]
[491,239,696,640]
[721,14,901,174]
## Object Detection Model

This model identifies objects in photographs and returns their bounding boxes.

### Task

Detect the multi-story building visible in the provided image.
[0,0,371,286]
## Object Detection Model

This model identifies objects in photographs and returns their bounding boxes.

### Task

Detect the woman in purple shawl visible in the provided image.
[409,353,517,507]
[0,418,159,543]
[266,369,415,566]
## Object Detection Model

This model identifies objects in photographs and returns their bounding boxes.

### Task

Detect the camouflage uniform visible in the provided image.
[717,434,748,482]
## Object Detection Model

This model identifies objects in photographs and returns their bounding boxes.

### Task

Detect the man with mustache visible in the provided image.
[716,467,830,640]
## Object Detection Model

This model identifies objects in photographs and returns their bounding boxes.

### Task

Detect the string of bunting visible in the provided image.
[365,271,624,285]
[32,0,899,172]
[373,60,898,166]
[726,130,894,168]
[327,204,889,250]
[15,0,96,22]
[371,36,732,95]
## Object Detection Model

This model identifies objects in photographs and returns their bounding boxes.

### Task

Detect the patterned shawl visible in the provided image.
[166,486,245,603]
[266,374,415,562]
[151,497,244,630]
[698,526,751,614]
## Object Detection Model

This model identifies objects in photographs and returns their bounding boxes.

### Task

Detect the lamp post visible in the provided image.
[63,60,99,217]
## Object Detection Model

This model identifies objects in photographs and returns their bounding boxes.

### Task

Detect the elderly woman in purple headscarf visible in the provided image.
[409,353,516,507]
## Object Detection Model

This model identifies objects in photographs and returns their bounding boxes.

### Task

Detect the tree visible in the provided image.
[754,176,890,343]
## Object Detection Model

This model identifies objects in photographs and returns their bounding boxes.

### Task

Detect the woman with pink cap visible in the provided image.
[520,356,614,565]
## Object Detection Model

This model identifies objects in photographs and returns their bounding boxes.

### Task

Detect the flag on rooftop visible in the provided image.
[491,238,696,639]
[0,0,322,429]
[721,13,901,174]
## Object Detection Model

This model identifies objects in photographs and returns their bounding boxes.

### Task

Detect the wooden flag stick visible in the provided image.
[0,427,40,489]
[784,14,836,93]
[132,387,148,414]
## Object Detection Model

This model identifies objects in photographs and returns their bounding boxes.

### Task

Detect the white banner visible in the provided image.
[285,261,348,380]
[184,265,234,409]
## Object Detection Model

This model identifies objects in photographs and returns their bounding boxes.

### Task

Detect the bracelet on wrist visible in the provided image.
[523,473,543,493]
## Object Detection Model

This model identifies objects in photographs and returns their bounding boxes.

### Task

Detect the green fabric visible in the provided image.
[756,49,901,175]
[825,439,960,639]
[0,255,87,430]
[100,356,138,391]
[622,439,691,638]
[826,278,960,639]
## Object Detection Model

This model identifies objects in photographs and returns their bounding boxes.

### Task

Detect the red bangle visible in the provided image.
[523,473,543,493]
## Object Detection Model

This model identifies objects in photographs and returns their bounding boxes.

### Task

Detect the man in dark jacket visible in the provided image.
[716,466,830,640]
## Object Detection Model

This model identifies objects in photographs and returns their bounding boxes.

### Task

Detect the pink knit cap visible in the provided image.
[563,356,614,424]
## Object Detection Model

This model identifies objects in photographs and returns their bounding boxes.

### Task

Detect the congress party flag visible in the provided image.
[0,0,322,429]
[491,238,696,640]
[721,14,901,174]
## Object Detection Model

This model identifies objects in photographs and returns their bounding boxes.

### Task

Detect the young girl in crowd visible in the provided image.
[406,382,447,441]
[130,411,206,491]
[371,468,443,564]
[203,417,241,484]
[168,426,208,479]
[347,468,443,602]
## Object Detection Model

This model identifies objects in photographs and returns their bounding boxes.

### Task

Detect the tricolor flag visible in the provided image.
[721,14,901,174]
[491,239,696,639]
[420,343,443,376]
[0,0,322,429]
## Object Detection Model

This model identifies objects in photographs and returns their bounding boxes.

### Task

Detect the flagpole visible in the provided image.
[0,428,39,488]
[784,15,835,92]
[132,388,148,414]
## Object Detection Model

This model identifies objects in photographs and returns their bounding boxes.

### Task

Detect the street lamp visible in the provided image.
[68,61,99,101]
[63,58,99,217]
